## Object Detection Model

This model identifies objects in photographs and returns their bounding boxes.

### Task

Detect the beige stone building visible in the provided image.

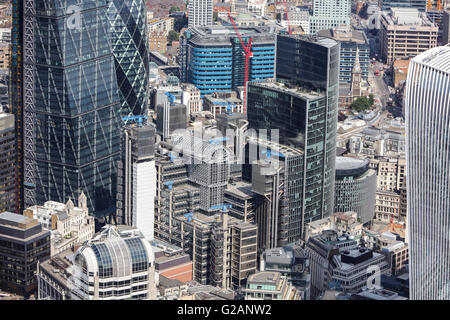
[24,192,95,256]
[203,91,244,118]
[148,17,174,36]
[374,156,406,192]
[380,8,438,64]
[373,156,407,222]
[377,232,408,275]
[244,271,302,300]
[375,190,401,223]
[0,43,9,70]
[181,83,202,114]
[149,31,167,53]
[305,211,363,241]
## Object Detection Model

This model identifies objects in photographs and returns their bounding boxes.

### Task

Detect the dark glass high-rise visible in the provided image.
[247,34,340,241]
[12,1,122,220]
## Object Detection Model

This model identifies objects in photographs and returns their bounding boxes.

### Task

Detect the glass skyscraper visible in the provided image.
[405,45,450,300]
[247,35,340,241]
[12,1,122,219]
[107,0,150,116]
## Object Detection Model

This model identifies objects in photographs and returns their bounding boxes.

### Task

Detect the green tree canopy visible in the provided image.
[168,30,180,43]
[351,96,372,112]
[174,15,188,32]
[169,6,180,14]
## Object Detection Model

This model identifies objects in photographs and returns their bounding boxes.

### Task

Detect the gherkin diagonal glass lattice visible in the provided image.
[107,0,150,116]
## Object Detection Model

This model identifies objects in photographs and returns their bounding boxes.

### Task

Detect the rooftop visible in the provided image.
[412,44,450,74]
[335,156,370,178]
[248,271,281,285]
[382,8,435,27]
[185,25,277,45]
[318,29,368,44]
[264,247,295,266]
[0,212,38,229]
[353,288,408,300]
[249,79,326,101]
[279,34,339,49]
[225,181,253,200]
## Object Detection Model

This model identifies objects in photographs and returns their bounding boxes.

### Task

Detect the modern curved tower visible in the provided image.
[405,45,450,300]
[107,0,150,116]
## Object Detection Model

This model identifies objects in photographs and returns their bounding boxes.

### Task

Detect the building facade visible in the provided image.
[116,122,156,241]
[0,212,50,296]
[248,35,339,241]
[248,138,304,248]
[375,190,401,223]
[444,10,450,44]
[179,26,276,96]
[108,0,150,116]
[405,45,450,299]
[24,193,95,256]
[12,0,122,220]
[244,271,302,300]
[379,0,427,11]
[334,157,377,224]
[380,8,438,64]
[309,0,351,34]
[188,0,213,28]
[70,226,157,300]
[318,29,370,83]
[0,112,15,213]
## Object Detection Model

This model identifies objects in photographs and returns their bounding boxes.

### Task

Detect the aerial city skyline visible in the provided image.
[0,0,449,304]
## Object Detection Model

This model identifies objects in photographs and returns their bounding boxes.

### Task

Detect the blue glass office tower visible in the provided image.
[12,1,122,219]
[179,26,276,96]
[107,0,150,116]
[318,29,370,83]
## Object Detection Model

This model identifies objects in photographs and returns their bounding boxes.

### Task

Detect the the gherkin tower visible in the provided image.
[107,0,150,116]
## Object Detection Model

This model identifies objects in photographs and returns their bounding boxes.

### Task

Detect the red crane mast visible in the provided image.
[227,12,253,114]
[283,0,292,34]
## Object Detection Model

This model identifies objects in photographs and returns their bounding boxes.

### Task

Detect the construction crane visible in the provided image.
[227,12,253,114]
[213,101,236,114]
[184,212,193,222]
[164,181,174,191]
[209,203,232,212]
[262,149,285,159]
[209,136,229,145]
[168,152,177,162]
[283,0,292,35]
[165,91,176,105]
[122,115,148,127]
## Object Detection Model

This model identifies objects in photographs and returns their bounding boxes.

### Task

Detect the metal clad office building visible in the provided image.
[405,45,450,300]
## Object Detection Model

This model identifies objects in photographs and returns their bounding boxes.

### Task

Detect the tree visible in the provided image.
[168,30,179,43]
[368,94,374,106]
[174,15,188,32]
[276,13,282,21]
[213,11,218,22]
[169,6,180,14]
[351,96,371,112]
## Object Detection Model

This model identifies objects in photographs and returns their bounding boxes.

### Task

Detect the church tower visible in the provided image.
[351,47,362,98]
